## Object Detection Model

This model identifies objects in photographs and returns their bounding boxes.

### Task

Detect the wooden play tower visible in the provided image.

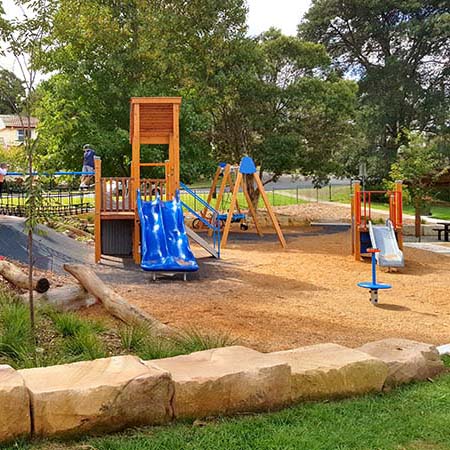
[94,97,182,264]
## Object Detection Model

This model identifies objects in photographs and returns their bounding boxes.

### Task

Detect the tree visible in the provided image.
[299,0,450,180]
[0,0,55,357]
[210,29,359,202]
[0,69,25,114]
[34,0,249,181]
[390,132,450,239]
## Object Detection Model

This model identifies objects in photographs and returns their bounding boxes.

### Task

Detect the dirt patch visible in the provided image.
[106,226,450,352]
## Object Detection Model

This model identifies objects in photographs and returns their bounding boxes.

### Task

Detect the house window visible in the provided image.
[17,129,32,142]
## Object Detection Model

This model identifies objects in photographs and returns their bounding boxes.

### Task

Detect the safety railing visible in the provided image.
[140,178,166,202]
[0,171,95,217]
[356,190,402,230]
[179,182,221,257]
[100,177,132,212]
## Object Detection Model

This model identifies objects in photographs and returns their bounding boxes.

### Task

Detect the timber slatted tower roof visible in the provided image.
[129,97,181,199]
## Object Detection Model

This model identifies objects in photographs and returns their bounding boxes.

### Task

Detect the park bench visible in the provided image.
[433,222,450,241]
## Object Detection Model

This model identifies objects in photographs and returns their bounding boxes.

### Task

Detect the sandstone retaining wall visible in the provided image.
[0,339,445,444]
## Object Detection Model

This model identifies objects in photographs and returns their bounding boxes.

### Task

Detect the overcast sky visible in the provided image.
[0,0,313,77]
[247,0,312,36]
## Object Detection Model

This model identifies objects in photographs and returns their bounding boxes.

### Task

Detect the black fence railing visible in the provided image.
[0,187,95,217]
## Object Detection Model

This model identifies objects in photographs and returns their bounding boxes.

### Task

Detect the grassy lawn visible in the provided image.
[369,202,450,221]
[180,190,302,212]
[10,357,450,450]
[291,186,450,221]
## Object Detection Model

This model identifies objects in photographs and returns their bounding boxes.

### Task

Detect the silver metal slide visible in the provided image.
[368,220,404,268]
[186,227,220,259]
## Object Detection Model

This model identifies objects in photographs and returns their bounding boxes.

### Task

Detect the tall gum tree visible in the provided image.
[299,0,450,180]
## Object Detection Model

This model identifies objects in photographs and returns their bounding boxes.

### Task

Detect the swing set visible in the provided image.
[198,157,287,249]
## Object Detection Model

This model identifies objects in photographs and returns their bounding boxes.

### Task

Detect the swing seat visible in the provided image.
[218,213,246,222]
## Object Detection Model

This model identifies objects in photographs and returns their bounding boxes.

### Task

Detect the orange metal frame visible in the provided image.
[351,181,403,261]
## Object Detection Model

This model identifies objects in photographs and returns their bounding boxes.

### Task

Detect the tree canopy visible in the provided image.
[299,0,450,180]
[27,0,358,185]
[0,69,25,114]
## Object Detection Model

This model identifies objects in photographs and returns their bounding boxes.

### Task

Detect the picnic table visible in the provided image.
[433,222,450,241]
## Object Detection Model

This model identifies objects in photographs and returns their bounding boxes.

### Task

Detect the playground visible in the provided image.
[1,97,450,446]
[91,222,449,352]
[1,97,449,353]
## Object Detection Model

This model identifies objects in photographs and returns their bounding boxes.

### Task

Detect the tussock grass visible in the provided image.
[169,328,237,354]
[48,310,106,337]
[0,286,237,370]
[64,328,106,361]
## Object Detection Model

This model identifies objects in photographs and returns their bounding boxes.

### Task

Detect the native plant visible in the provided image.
[0,0,55,358]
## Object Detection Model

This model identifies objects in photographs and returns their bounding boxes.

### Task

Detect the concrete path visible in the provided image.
[404,242,450,256]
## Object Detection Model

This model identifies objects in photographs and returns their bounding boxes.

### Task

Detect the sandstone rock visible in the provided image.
[358,338,445,387]
[0,364,30,443]
[148,346,291,419]
[268,343,388,401]
[19,355,173,437]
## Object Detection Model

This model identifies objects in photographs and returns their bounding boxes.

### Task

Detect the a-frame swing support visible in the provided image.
[221,157,287,249]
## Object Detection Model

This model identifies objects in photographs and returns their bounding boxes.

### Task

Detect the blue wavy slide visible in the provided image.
[137,192,199,272]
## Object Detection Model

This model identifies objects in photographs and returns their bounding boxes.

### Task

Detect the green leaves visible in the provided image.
[300,0,450,181]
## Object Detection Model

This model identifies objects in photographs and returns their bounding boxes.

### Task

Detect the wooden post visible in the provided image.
[94,157,102,263]
[202,166,222,218]
[173,104,180,194]
[132,103,141,264]
[353,182,361,261]
[164,160,170,200]
[221,172,242,248]
[395,180,403,249]
[167,134,174,199]
[213,165,231,213]
[253,172,286,248]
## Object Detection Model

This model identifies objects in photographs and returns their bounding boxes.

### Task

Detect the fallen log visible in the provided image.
[19,284,97,312]
[63,264,174,336]
[0,260,50,293]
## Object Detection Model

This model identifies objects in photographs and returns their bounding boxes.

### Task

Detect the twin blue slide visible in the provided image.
[137,192,199,272]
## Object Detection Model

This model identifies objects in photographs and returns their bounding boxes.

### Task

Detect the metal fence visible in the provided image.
[0,187,94,217]
[0,178,355,218]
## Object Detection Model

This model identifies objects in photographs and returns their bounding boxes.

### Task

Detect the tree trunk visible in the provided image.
[20,285,96,311]
[414,199,422,242]
[244,174,260,209]
[64,264,174,337]
[0,260,50,293]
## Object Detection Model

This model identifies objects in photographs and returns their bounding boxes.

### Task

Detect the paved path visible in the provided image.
[404,242,450,256]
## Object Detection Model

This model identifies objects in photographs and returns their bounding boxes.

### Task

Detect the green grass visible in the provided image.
[290,185,450,221]
[369,202,450,220]
[48,310,105,337]
[10,359,450,450]
[180,191,302,212]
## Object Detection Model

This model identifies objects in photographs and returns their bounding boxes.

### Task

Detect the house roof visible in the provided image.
[0,115,38,128]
